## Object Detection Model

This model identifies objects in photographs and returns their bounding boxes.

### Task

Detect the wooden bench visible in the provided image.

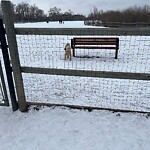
[71,37,119,59]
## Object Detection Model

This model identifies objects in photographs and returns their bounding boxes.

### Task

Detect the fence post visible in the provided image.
[0,18,18,110]
[1,0,27,112]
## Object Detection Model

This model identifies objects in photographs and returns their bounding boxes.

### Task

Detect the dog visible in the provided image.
[64,43,72,60]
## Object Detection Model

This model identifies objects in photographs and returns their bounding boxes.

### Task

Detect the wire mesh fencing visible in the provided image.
[17,34,150,73]
[22,73,150,112]
[15,30,150,112]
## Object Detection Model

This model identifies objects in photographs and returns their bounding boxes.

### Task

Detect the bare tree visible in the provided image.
[48,7,61,17]
[15,2,30,22]
[87,5,150,26]
[29,4,45,21]
[47,7,62,21]
[14,2,46,22]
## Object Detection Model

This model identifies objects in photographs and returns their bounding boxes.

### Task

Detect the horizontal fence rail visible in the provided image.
[21,67,150,81]
[26,101,150,114]
[15,27,150,36]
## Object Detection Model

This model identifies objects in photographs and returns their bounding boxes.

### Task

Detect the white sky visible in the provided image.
[8,0,150,15]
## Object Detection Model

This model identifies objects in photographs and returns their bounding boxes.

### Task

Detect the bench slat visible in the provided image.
[74,42,117,45]
[74,38,118,40]
[74,46,116,49]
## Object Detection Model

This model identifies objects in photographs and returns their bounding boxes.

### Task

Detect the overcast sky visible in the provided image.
[12,0,149,15]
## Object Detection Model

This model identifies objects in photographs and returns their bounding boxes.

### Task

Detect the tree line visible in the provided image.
[88,5,150,23]
[0,2,150,23]
[0,2,85,22]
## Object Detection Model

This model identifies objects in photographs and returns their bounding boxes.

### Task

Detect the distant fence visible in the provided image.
[1,0,150,112]
[84,20,150,28]
[102,22,150,28]
[84,20,103,26]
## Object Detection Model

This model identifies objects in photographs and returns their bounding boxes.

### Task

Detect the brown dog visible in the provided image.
[64,43,72,60]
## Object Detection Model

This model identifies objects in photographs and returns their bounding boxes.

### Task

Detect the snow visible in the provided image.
[14,21,105,28]
[0,106,150,150]
[0,21,150,150]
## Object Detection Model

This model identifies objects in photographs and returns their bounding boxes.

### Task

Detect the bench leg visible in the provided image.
[72,48,75,57]
[115,49,118,59]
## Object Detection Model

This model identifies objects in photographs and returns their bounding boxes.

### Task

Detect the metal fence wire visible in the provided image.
[15,32,150,112]
[17,34,150,73]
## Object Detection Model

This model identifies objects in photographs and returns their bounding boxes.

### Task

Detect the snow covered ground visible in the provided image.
[0,21,150,150]
[0,106,150,150]
[14,21,105,28]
